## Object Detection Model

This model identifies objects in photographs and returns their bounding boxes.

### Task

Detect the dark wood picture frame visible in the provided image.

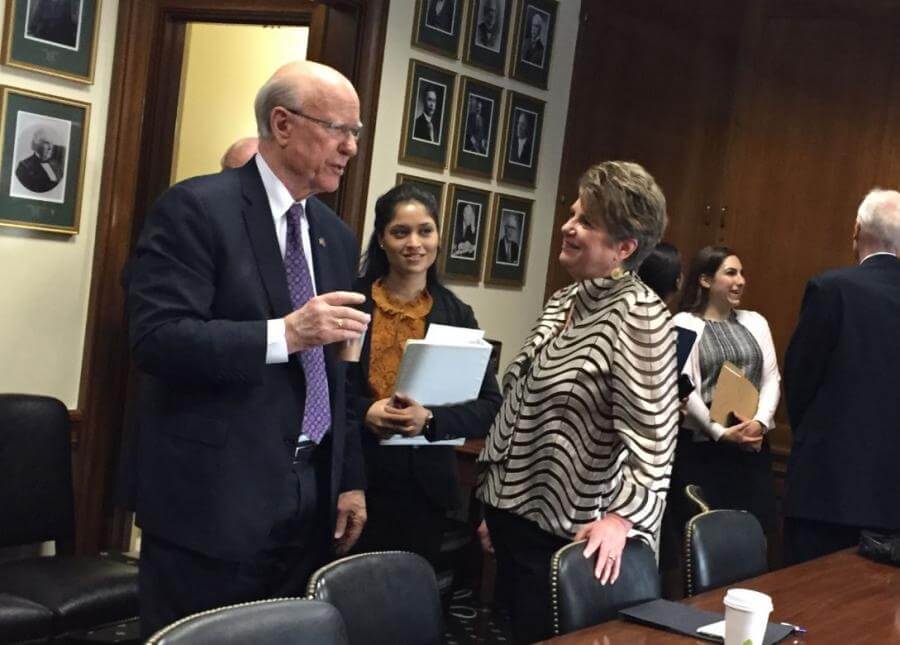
[509,0,557,89]
[1,0,102,83]
[498,90,544,187]
[462,0,511,75]
[411,0,464,59]
[395,172,446,217]
[400,59,457,170]
[441,183,491,282]
[484,192,531,286]
[450,75,503,179]
[0,85,90,234]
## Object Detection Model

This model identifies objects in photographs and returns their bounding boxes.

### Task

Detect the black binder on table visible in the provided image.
[619,599,793,644]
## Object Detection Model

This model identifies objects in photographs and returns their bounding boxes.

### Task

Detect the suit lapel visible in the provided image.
[240,164,293,318]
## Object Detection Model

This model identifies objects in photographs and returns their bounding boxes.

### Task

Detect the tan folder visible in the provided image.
[709,361,759,425]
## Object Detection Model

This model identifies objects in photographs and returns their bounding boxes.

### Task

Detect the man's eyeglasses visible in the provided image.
[283,107,362,141]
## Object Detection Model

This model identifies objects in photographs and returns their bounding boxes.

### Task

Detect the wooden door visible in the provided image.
[719,0,900,447]
[545,0,747,299]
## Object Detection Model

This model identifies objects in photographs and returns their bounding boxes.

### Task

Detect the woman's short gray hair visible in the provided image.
[254,75,301,139]
[578,161,668,270]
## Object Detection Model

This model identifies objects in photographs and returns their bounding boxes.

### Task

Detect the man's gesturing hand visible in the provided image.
[285,291,369,353]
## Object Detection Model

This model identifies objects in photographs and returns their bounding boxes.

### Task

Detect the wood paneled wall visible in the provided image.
[549,0,900,454]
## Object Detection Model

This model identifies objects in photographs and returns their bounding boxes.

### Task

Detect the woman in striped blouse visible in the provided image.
[477,161,679,643]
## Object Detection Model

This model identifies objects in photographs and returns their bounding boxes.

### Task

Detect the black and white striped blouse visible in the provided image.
[477,273,679,551]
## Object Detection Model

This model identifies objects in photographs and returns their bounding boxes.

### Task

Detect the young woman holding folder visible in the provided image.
[671,245,781,538]
[346,183,501,567]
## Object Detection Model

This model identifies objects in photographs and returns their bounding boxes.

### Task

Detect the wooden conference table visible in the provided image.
[540,549,900,644]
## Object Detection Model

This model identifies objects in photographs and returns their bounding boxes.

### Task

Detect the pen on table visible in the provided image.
[781,622,808,633]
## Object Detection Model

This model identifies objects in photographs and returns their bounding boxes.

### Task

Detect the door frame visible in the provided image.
[74,0,389,553]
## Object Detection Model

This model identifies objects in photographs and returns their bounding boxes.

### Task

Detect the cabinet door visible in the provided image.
[545,0,746,299]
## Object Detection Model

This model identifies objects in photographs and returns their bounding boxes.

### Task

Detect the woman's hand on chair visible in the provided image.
[477,520,494,554]
[574,513,633,585]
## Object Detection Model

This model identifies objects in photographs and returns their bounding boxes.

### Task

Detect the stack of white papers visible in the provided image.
[380,324,492,447]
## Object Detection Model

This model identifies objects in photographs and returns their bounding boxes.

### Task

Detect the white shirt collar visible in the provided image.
[254,152,307,218]
[860,251,896,264]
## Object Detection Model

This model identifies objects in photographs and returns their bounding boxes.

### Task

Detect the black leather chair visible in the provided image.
[550,538,661,636]
[146,598,347,645]
[0,593,54,644]
[307,551,443,645]
[0,394,139,638]
[684,508,767,596]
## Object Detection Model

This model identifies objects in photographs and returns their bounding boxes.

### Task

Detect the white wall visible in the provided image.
[0,0,119,408]
[363,0,581,370]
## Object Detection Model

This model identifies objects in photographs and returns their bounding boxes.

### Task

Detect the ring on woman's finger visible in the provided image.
[336,318,344,329]
[608,554,617,561]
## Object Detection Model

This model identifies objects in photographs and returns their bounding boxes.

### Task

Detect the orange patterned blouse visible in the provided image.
[367,279,434,400]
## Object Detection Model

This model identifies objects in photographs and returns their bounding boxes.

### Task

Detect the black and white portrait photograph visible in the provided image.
[424,0,456,35]
[485,194,532,286]
[474,0,505,53]
[464,0,511,74]
[2,0,100,82]
[450,76,502,178]
[508,107,536,167]
[412,78,446,145]
[0,86,90,234]
[520,5,549,68]
[450,200,481,260]
[441,184,490,281]
[495,209,523,266]
[499,92,544,186]
[24,0,82,50]
[463,93,493,156]
[412,0,463,58]
[509,0,557,88]
[401,60,456,169]
[9,111,70,203]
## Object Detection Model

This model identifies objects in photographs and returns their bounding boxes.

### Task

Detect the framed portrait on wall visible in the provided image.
[400,60,456,169]
[498,91,544,187]
[450,76,502,179]
[509,0,557,89]
[441,183,490,282]
[463,0,511,75]
[484,193,532,286]
[396,172,445,215]
[0,86,90,234]
[411,0,464,59]
[1,0,102,83]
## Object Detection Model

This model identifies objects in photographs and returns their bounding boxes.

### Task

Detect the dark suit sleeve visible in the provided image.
[784,277,841,432]
[428,303,502,441]
[342,346,369,493]
[127,183,267,386]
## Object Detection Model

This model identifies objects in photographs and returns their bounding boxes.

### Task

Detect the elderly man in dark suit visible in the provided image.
[15,128,63,193]
[783,188,900,565]
[127,61,371,637]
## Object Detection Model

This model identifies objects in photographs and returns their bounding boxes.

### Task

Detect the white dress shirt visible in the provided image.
[255,153,315,364]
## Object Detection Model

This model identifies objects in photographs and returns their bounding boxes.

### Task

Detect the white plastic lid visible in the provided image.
[724,588,773,613]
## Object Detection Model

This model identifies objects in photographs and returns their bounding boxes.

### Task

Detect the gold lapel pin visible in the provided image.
[318,237,326,247]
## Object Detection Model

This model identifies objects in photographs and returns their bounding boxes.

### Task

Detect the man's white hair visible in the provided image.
[857,188,900,253]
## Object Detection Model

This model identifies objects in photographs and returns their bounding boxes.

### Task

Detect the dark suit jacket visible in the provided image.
[346,280,501,510]
[15,154,61,193]
[523,38,545,66]
[413,113,439,143]
[510,135,533,165]
[425,0,454,32]
[497,239,519,264]
[126,161,365,561]
[784,253,900,529]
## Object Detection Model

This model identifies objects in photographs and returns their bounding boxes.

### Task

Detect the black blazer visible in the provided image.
[126,161,365,561]
[346,280,501,510]
[784,254,900,529]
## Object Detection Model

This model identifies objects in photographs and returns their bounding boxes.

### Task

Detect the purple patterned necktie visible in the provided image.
[284,202,331,443]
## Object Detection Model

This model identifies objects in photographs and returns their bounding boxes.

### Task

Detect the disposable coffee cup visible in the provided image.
[723,588,773,645]
[339,327,366,362]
